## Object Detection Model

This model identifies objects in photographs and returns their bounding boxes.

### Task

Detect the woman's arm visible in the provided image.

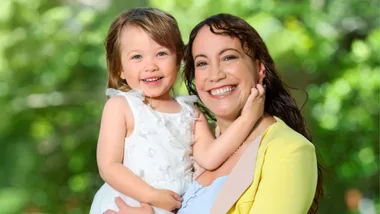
[192,85,265,170]
[97,96,181,210]
[249,140,318,214]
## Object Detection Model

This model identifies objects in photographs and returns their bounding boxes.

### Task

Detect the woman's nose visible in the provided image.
[208,66,226,82]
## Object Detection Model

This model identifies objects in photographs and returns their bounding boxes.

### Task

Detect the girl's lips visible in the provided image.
[141,77,163,86]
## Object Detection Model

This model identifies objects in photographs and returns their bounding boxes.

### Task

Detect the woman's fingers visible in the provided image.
[140,203,151,208]
[115,197,128,209]
[175,200,182,209]
[171,191,182,201]
[169,191,182,209]
[104,210,117,214]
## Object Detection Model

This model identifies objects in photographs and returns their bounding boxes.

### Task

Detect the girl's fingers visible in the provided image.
[250,87,259,98]
[256,84,265,97]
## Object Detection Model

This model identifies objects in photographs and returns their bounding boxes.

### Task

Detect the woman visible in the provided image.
[106,13,323,214]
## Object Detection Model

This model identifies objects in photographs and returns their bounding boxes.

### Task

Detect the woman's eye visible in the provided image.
[132,55,142,60]
[157,52,168,57]
[223,55,237,61]
[196,61,208,67]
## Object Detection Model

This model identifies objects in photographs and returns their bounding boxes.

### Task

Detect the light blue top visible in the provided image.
[177,176,228,214]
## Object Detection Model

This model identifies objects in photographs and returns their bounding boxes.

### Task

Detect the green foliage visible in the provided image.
[0,0,378,213]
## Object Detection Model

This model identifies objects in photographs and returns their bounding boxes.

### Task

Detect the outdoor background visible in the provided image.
[0,0,379,213]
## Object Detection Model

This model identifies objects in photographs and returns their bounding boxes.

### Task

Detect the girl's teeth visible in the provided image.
[210,86,236,96]
[145,78,160,82]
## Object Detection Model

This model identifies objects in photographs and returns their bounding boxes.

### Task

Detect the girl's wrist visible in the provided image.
[238,114,258,126]
[145,187,158,204]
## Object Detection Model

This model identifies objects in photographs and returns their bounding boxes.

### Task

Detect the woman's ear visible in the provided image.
[258,62,266,84]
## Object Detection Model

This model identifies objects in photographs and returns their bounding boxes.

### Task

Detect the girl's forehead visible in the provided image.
[119,27,160,50]
[120,25,176,53]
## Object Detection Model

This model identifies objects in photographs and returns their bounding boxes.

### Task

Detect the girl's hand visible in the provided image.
[105,197,154,214]
[150,189,182,211]
[241,84,265,121]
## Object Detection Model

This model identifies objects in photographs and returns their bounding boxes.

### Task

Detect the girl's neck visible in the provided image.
[145,97,172,107]
[144,92,180,113]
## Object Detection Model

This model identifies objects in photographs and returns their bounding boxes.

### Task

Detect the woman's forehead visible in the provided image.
[192,26,243,55]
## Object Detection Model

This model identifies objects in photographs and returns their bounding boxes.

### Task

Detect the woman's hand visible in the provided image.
[149,189,182,211]
[105,197,154,214]
[241,84,265,121]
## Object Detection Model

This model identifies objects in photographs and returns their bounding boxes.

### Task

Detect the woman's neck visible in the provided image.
[216,118,234,134]
[247,114,276,141]
[217,113,276,140]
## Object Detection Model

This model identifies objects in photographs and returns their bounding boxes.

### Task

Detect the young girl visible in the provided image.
[90,8,265,214]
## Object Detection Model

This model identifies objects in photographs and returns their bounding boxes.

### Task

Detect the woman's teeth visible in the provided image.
[210,86,236,96]
[143,77,161,82]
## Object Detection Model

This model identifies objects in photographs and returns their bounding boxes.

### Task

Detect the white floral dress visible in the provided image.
[90,89,197,214]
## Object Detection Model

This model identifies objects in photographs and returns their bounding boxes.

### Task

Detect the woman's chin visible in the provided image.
[210,106,241,121]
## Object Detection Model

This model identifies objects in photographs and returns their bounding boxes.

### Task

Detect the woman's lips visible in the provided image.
[208,85,237,98]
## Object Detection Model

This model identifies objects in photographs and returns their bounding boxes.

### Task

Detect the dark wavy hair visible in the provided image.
[183,13,323,214]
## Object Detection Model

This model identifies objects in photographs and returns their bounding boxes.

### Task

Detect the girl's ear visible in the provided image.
[177,57,183,72]
[120,70,126,80]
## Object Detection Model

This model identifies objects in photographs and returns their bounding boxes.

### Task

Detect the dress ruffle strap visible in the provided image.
[175,95,198,104]
[105,88,145,101]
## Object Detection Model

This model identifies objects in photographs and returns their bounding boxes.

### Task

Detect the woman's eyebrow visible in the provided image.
[194,54,207,60]
[219,48,240,55]
[194,48,241,60]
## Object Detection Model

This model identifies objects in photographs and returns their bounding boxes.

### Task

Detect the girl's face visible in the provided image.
[119,25,178,99]
[192,26,265,120]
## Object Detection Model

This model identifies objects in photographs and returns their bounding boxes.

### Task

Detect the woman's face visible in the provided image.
[192,26,264,120]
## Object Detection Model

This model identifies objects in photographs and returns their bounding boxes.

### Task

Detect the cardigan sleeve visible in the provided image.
[249,139,318,214]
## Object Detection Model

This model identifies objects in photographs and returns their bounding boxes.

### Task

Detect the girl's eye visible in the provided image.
[223,55,237,61]
[157,52,168,57]
[132,55,142,60]
[196,61,208,67]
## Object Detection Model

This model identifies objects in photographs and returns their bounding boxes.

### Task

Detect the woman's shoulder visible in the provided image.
[262,118,315,156]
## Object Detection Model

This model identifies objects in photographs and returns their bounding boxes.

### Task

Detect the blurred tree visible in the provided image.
[0,0,148,213]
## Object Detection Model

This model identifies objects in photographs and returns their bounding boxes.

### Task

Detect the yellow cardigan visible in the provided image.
[228,117,318,214]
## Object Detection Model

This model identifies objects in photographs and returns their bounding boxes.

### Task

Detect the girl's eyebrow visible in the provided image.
[126,49,140,55]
